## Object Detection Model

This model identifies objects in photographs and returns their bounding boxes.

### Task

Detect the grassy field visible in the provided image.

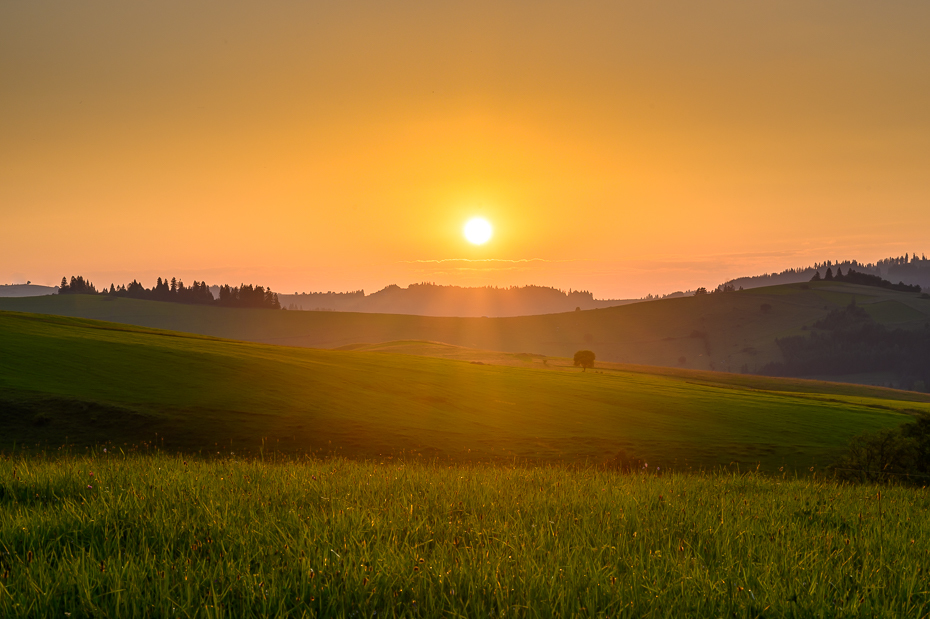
[3,281,929,377]
[2,311,928,470]
[1,453,928,618]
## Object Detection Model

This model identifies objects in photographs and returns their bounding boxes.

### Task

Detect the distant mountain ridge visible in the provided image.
[7,252,927,316]
[719,253,930,292]
[277,283,637,317]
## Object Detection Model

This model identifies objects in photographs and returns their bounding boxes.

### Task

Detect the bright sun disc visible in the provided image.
[464,217,493,244]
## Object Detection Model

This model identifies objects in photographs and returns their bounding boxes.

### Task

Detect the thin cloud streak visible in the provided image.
[400,258,588,264]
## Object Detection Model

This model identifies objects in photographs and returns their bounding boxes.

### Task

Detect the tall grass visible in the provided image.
[1,453,928,618]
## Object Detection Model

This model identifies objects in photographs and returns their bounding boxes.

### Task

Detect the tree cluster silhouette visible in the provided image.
[217,283,281,309]
[810,267,921,292]
[58,276,97,295]
[58,276,280,309]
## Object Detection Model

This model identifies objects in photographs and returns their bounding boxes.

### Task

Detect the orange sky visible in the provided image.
[2,1,929,298]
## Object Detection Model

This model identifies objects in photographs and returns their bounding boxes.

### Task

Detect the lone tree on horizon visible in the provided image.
[574,350,596,372]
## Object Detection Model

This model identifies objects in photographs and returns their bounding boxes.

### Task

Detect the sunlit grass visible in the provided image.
[1,453,928,617]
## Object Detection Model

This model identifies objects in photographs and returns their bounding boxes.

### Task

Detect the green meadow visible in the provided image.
[1,311,927,469]
[1,454,928,618]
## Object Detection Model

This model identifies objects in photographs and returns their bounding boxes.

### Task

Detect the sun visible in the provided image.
[464,217,493,245]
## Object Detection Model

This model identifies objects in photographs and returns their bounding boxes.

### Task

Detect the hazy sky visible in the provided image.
[2,1,928,298]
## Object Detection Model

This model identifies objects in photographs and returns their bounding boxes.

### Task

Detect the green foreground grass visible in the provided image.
[2,311,927,470]
[1,454,928,618]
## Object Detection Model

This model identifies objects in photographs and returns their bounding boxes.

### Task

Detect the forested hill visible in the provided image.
[719,253,930,292]
[277,283,636,317]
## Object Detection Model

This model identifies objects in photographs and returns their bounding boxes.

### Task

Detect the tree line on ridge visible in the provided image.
[719,252,929,292]
[810,266,920,292]
[58,276,281,309]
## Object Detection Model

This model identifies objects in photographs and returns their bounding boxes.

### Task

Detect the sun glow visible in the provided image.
[464,218,493,245]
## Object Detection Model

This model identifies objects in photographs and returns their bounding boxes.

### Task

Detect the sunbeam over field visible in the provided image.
[1,310,926,470]
[3,280,928,387]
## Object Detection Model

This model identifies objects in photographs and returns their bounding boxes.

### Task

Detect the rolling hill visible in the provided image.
[0,283,57,297]
[2,281,929,386]
[1,311,927,470]
[276,282,636,316]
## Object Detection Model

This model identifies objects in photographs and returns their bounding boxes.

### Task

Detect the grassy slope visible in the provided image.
[1,311,926,469]
[2,282,929,376]
[342,340,930,402]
